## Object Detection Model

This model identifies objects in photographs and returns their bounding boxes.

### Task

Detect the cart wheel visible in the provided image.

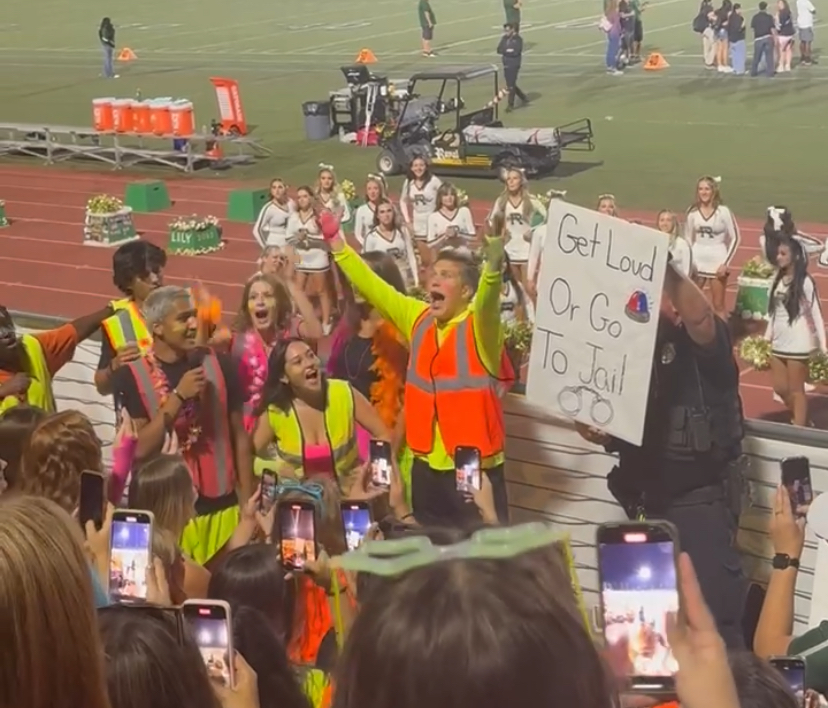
[377,149,401,176]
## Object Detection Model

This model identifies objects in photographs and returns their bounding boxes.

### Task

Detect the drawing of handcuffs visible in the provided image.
[557,385,614,426]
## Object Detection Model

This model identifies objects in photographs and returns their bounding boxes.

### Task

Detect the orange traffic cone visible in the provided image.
[643,52,669,70]
[355,48,377,64]
[117,47,137,62]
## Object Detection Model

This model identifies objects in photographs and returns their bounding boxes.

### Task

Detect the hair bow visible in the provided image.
[318,163,335,172]
[547,189,567,199]
[768,206,786,231]
[598,193,616,201]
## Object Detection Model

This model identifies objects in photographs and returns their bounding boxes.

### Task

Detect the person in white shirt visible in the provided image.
[500,253,535,325]
[766,238,826,426]
[362,198,419,290]
[352,174,388,249]
[526,190,568,304]
[287,186,333,333]
[426,182,476,257]
[656,209,694,278]
[252,178,296,249]
[314,163,352,225]
[795,0,816,64]
[399,155,442,268]
[487,168,545,291]
[685,176,740,320]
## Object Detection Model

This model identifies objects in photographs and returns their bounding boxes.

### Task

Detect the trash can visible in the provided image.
[302,101,331,141]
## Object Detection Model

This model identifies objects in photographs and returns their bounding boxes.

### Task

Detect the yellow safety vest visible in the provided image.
[0,335,56,413]
[102,301,152,353]
[267,378,358,478]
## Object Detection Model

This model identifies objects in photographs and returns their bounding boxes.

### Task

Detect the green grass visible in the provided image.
[1,0,827,219]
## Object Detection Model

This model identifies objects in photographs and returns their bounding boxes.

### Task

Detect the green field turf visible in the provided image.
[1,0,826,219]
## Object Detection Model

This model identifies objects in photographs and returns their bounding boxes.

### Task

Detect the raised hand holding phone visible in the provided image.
[212,651,259,708]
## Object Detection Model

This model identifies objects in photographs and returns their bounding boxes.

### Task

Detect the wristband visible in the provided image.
[172,389,186,403]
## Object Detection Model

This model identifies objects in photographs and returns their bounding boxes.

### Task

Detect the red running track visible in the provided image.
[1,164,827,425]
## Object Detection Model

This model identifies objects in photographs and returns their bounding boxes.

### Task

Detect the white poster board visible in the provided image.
[526,202,669,445]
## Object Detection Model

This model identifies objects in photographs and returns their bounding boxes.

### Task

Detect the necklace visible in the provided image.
[145,350,203,451]
[343,337,373,382]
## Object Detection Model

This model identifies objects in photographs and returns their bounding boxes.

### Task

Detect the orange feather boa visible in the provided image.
[369,322,408,429]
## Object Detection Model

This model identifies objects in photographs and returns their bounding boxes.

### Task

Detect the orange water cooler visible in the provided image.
[133,101,153,134]
[92,98,115,132]
[169,100,195,136]
[112,99,134,133]
[150,99,173,135]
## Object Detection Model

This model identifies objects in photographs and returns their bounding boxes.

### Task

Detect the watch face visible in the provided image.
[773,554,793,569]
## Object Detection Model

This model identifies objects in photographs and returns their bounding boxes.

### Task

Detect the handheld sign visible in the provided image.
[526,202,669,445]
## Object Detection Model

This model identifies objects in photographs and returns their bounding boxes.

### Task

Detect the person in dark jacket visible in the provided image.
[496,24,528,112]
[99,17,117,79]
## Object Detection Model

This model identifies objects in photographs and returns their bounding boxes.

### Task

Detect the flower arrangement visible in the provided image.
[739,336,771,370]
[456,188,469,207]
[505,320,533,353]
[169,215,220,232]
[810,352,828,385]
[533,192,551,210]
[741,256,775,280]
[86,194,124,214]
[341,179,356,202]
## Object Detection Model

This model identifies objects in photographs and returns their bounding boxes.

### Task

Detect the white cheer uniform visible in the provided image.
[488,197,544,264]
[352,203,377,247]
[668,235,694,278]
[400,176,442,240]
[363,227,419,289]
[426,207,476,251]
[685,205,740,277]
[766,275,826,359]
[500,280,535,325]
[318,190,351,224]
[287,212,329,272]
[252,199,295,249]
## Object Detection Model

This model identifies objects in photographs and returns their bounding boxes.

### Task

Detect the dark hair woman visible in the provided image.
[99,17,117,79]
[767,237,826,426]
[0,404,46,491]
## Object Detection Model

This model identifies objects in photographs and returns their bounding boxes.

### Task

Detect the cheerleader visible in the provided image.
[501,253,535,325]
[656,209,694,278]
[426,182,476,256]
[766,237,826,426]
[352,174,388,248]
[487,168,545,290]
[252,178,296,249]
[526,189,567,303]
[400,155,442,268]
[362,198,419,289]
[287,186,334,334]
[685,176,740,320]
[597,193,618,216]
[315,163,352,225]
[762,206,823,265]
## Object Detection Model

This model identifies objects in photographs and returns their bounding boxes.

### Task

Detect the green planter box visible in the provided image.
[227,188,268,223]
[124,180,171,213]
[0,201,7,227]
[735,275,772,321]
[84,207,138,247]
[167,224,224,255]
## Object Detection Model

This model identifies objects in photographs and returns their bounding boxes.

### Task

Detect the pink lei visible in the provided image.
[240,330,269,432]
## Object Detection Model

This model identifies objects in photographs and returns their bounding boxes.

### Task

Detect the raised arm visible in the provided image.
[473,235,506,375]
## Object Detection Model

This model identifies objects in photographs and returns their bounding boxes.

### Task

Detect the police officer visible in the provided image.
[576,254,748,649]
[496,23,529,112]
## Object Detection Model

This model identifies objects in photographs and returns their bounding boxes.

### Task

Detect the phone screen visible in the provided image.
[455,446,482,493]
[182,603,233,687]
[260,471,279,512]
[109,512,152,602]
[370,439,392,487]
[598,524,679,691]
[770,657,806,702]
[79,471,105,531]
[279,502,317,570]
[781,457,813,514]
[342,502,372,551]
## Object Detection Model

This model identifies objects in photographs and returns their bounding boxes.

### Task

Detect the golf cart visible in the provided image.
[375,65,594,178]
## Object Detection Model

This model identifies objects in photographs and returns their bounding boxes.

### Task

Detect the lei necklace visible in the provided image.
[146,351,203,452]
[369,322,408,429]
[243,329,272,413]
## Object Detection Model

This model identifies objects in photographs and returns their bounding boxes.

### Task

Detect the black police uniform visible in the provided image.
[496,30,528,109]
[604,315,748,650]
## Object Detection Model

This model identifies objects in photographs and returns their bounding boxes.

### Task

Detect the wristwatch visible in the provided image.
[772,553,800,570]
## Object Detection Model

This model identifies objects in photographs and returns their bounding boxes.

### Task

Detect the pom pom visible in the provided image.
[738,336,772,370]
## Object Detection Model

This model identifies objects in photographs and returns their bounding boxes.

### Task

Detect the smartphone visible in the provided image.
[341,501,372,552]
[259,470,279,513]
[370,439,392,488]
[79,470,105,531]
[108,509,154,602]
[277,501,317,571]
[781,457,813,515]
[182,600,234,688]
[769,656,806,703]
[454,445,482,493]
[597,521,681,694]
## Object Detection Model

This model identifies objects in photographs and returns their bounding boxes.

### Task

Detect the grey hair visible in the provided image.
[260,246,281,259]
[142,285,191,330]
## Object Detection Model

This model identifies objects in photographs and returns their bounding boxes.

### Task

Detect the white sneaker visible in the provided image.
[322,322,332,336]
[607,69,624,75]
[721,66,734,73]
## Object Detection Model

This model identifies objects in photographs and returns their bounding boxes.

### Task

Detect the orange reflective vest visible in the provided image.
[404,311,506,458]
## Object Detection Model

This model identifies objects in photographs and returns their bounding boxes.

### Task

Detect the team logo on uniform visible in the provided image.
[661,342,676,365]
